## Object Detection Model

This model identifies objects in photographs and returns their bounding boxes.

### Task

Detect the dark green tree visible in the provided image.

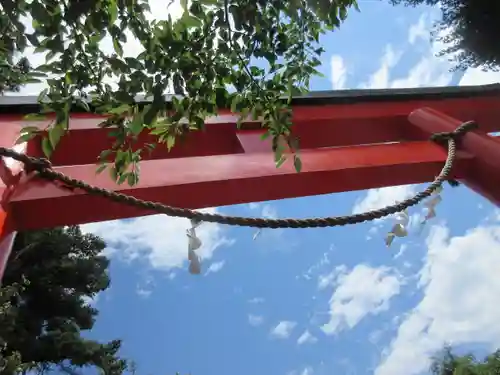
[389,0,500,71]
[0,57,32,94]
[0,11,44,94]
[430,346,500,375]
[0,226,127,375]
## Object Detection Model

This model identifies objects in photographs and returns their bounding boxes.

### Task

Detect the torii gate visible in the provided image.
[2,84,500,278]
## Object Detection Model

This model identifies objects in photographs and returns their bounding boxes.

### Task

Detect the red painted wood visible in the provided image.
[409,108,500,206]
[0,123,26,280]
[3,94,500,167]
[8,141,470,231]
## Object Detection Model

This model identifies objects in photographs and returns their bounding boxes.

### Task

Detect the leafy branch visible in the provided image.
[3,0,359,185]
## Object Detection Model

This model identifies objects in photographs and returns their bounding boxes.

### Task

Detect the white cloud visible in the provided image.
[363,12,455,90]
[206,260,225,275]
[248,202,277,220]
[262,204,278,219]
[394,244,408,260]
[352,185,417,215]
[297,330,318,345]
[288,367,314,375]
[82,294,100,306]
[302,249,333,281]
[248,297,265,304]
[459,68,500,86]
[248,202,261,210]
[270,321,297,339]
[390,53,452,89]
[363,45,403,89]
[392,15,456,89]
[408,13,429,45]
[376,221,500,375]
[136,275,155,297]
[250,203,288,245]
[248,314,264,327]
[317,265,347,290]
[136,288,152,298]
[81,210,234,272]
[330,55,347,90]
[321,264,402,335]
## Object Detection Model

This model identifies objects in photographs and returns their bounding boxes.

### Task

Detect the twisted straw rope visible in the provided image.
[0,121,477,229]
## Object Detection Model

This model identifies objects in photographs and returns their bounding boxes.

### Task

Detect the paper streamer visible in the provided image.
[385,209,409,247]
[186,219,203,274]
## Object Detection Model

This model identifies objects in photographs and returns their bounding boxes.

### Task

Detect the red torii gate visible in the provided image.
[2,84,500,277]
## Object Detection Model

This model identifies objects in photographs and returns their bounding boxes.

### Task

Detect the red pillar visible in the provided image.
[409,107,500,206]
[0,123,28,279]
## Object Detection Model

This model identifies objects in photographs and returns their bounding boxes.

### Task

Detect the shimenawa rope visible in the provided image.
[0,121,478,229]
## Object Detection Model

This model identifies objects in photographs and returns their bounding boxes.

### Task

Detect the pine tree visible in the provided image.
[0,226,127,375]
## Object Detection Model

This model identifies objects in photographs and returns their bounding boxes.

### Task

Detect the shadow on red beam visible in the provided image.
[2,95,500,166]
[8,141,472,231]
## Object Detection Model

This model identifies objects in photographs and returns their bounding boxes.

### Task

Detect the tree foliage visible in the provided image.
[431,346,500,375]
[0,226,127,375]
[0,57,33,94]
[389,0,500,71]
[1,0,358,185]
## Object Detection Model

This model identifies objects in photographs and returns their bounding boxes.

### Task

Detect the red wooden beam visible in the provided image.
[7,140,471,231]
[2,94,500,167]
[409,108,500,206]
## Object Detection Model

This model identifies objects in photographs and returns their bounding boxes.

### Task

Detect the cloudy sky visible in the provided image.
[18,1,500,375]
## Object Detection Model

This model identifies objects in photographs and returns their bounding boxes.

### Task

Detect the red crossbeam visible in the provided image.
[7,140,469,231]
[1,94,500,166]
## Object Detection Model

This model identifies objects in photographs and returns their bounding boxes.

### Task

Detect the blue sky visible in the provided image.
[20,1,500,375]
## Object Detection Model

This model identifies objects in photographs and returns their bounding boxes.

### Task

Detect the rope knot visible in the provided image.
[430,120,478,144]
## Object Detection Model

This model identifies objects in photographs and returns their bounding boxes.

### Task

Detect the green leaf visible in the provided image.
[276,155,287,168]
[109,0,118,24]
[109,104,131,115]
[48,126,65,148]
[124,57,144,70]
[112,38,123,57]
[109,166,118,181]
[339,6,348,21]
[128,115,144,135]
[293,154,302,173]
[180,14,202,29]
[99,149,113,161]
[166,135,176,151]
[127,172,139,186]
[96,164,107,174]
[37,89,48,103]
[20,126,40,133]
[117,172,129,185]
[76,99,90,112]
[42,137,53,158]
[15,132,38,145]
[249,66,262,76]
[231,95,241,113]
